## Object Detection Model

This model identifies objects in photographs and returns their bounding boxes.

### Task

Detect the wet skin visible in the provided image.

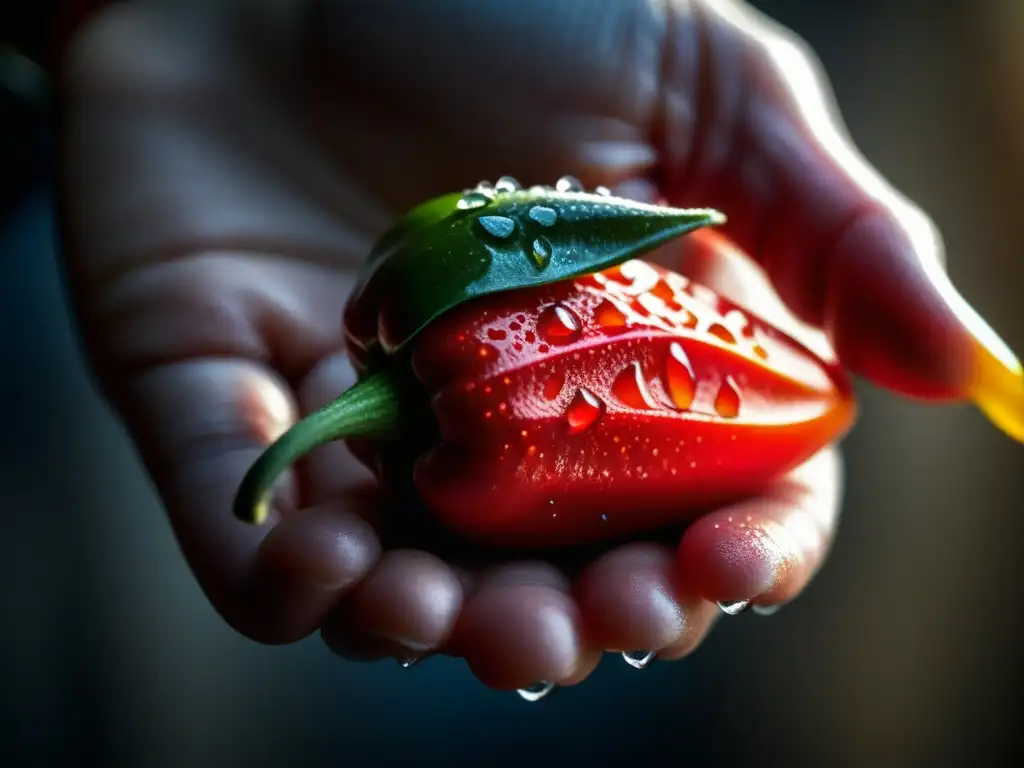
[58,0,1021,692]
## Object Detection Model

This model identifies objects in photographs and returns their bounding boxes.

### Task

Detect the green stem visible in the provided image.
[233,370,405,525]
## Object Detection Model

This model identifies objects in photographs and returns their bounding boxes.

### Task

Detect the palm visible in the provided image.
[58,0,892,691]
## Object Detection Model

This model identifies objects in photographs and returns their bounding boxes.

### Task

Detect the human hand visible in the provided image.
[57,0,1022,692]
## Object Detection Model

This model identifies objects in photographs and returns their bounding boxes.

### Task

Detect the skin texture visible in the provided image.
[56,0,1004,688]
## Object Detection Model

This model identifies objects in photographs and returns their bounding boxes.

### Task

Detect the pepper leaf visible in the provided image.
[349,182,726,355]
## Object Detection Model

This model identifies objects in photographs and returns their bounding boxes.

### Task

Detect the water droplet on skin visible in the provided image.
[532,237,553,269]
[537,304,582,344]
[714,375,741,419]
[595,299,628,331]
[556,175,583,192]
[622,650,657,669]
[665,342,696,410]
[478,215,516,239]
[718,600,751,616]
[494,175,521,193]
[457,191,491,210]
[543,371,565,400]
[517,681,555,702]
[528,205,558,227]
[611,362,655,410]
[487,328,507,341]
[752,604,780,616]
[566,388,603,434]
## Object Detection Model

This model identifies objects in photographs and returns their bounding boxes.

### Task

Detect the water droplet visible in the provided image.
[650,280,675,303]
[457,191,491,210]
[752,604,780,617]
[495,175,521,193]
[531,237,553,269]
[487,328,507,341]
[543,371,565,400]
[708,323,736,345]
[611,362,655,410]
[537,304,581,344]
[475,180,494,190]
[622,650,657,669]
[397,656,420,669]
[556,175,583,192]
[595,185,612,196]
[566,388,603,434]
[665,342,696,410]
[517,681,555,702]
[528,205,558,227]
[718,599,751,616]
[478,215,516,239]
[594,299,628,331]
[714,375,741,419]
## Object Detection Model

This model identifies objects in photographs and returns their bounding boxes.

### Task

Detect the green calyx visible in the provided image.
[350,176,726,355]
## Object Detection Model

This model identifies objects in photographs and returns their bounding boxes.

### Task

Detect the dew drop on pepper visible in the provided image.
[708,323,736,345]
[537,304,581,345]
[650,280,675,303]
[714,375,742,419]
[611,362,654,410]
[665,342,696,410]
[544,371,565,401]
[566,388,603,434]
[594,299,628,331]
[531,237,553,269]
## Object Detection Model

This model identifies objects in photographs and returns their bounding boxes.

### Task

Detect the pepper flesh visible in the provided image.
[403,259,856,548]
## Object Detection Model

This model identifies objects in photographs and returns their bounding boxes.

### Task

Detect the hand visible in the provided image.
[57,0,1015,691]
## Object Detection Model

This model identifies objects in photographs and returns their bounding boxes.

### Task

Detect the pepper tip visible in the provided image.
[970,341,1024,444]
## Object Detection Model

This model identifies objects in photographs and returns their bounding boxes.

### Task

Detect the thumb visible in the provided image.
[654,0,1023,441]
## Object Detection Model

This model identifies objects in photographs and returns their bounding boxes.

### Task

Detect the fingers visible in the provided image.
[662,0,1022,438]
[574,543,715,657]
[122,358,381,644]
[323,558,598,689]
[677,447,841,607]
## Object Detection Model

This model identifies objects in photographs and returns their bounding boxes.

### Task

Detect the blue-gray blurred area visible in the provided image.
[2,1,1022,765]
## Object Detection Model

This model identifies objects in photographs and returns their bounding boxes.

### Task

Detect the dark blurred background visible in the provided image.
[2,0,1022,765]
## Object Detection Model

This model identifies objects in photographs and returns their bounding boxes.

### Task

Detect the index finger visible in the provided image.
[661,0,1022,441]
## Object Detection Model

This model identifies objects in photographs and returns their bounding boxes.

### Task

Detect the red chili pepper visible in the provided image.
[234,253,855,549]
[403,258,855,547]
